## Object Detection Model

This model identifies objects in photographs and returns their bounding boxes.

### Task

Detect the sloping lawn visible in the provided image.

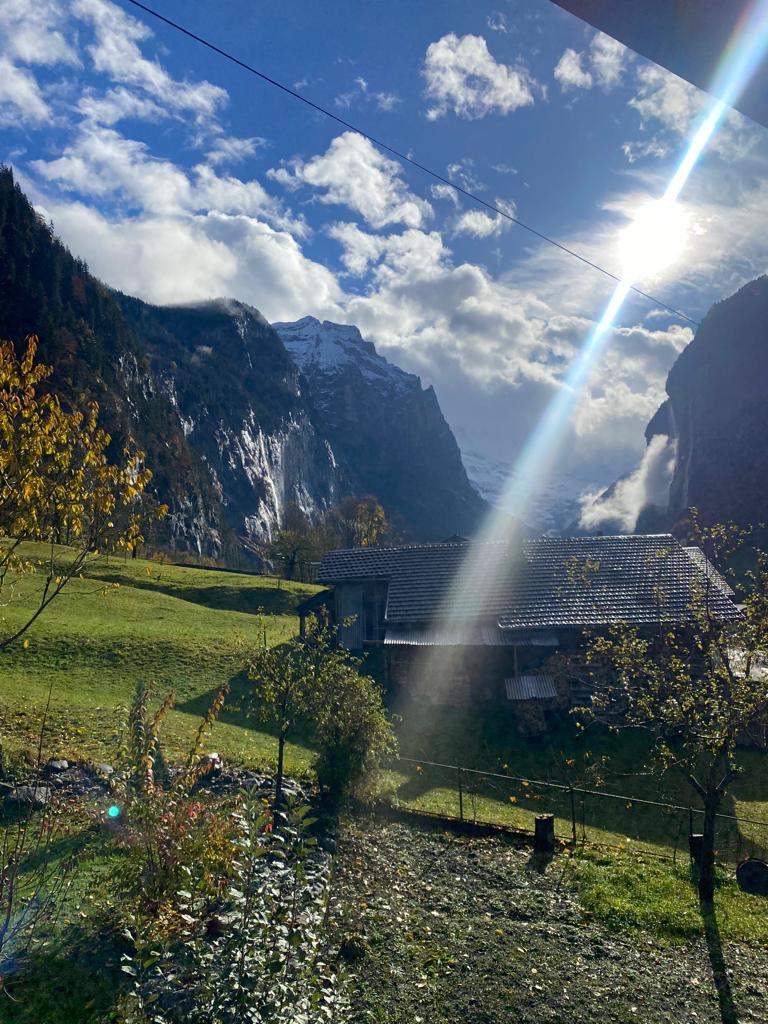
[0,544,320,773]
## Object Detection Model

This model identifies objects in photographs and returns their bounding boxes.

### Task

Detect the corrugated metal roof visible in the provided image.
[317,535,741,629]
[505,675,558,701]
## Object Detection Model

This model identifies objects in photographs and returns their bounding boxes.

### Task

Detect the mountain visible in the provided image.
[0,167,485,556]
[272,316,487,539]
[641,276,768,531]
[586,276,768,535]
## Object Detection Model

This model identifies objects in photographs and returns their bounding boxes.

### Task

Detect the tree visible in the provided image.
[573,526,768,903]
[248,624,395,809]
[0,335,163,650]
[331,495,389,548]
[267,503,318,581]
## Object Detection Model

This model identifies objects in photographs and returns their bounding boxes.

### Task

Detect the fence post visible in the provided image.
[457,768,464,821]
[569,786,577,846]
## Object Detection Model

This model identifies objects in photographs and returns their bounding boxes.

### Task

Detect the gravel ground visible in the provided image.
[328,816,768,1024]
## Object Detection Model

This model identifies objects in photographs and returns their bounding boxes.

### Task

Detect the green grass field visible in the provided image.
[3,543,768,860]
[0,544,320,774]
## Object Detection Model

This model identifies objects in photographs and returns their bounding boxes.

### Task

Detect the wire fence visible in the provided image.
[391,757,768,866]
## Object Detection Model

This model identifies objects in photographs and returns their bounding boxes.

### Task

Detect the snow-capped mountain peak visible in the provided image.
[273,316,414,391]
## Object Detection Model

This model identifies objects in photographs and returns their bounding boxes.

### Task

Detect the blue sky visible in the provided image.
[2,0,768,528]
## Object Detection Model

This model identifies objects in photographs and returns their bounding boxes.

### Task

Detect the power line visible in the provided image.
[124,0,700,328]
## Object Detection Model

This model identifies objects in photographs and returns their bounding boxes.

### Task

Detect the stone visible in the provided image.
[7,785,51,807]
[94,763,114,776]
[47,759,69,771]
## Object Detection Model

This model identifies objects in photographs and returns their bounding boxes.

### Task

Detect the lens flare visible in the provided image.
[410,0,768,704]
[107,804,121,818]
[619,199,688,281]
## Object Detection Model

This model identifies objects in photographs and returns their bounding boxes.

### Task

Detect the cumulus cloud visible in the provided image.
[454,201,514,238]
[554,49,593,91]
[0,0,79,67]
[554,31,632,93]
[267,132,432,229]
[626,64,757,161]
[579,434,677,531]
[31,193,342,321]
[590,33,629,89]
[422,33,535,120]
[31,127,305,235]
[72,0,227,125]
[0,57,51,124]
[206,135,269,167]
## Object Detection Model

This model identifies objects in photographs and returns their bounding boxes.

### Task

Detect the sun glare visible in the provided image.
[619,199,689,281]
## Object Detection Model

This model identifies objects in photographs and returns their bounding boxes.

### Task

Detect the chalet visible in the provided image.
[303,534,740,731]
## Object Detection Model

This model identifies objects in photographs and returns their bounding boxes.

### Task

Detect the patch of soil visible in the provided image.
[329,816,768,1023]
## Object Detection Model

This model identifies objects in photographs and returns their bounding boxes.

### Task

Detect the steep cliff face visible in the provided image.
[0,168,484,554]
[273,317,488,539]
[640,276,768,530]
[116,298,340,545]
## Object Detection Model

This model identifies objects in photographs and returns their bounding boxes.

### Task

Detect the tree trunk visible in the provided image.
[275,729,286,811]
[699,793,720,903]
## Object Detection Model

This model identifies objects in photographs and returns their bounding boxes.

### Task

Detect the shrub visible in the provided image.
[121,795,349,1024]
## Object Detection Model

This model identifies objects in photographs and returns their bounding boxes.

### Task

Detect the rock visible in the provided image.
[199,752,223,774]
[319,836,338,854]
[94,763,114,776]
[47,759,69,771]
[7,785,51,807]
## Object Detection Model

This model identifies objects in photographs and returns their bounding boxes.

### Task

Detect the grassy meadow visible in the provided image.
[3,542,768,862]
[0,543,320,774]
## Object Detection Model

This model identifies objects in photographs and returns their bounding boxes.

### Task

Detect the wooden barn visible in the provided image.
[304,534,740,731]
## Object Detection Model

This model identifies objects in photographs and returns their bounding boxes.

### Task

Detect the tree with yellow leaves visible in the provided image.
[0,335,164,650]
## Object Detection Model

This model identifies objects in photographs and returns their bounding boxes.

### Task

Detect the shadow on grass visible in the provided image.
[90,573,306,616]
[2,925,125,1024]
[699,892,740,1024]
[174,670,316,752]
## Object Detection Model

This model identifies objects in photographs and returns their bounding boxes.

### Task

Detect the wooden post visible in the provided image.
[534,813,556,854]
[457,768,464,821]
[689,833,704,865]
[569,787,577,846]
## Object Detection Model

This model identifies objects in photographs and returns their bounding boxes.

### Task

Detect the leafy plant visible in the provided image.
[112,679,230,910]
[248,624,395,810]
[121,794,349,1024]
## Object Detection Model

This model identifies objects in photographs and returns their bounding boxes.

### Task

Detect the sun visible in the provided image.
[619,199,689,281]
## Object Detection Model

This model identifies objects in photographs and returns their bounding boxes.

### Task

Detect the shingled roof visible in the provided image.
[316,534,741,630]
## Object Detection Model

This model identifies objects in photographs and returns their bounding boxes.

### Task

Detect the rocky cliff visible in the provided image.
[0,167,484,556]
[638,276,768,531]
[273,317,487,539]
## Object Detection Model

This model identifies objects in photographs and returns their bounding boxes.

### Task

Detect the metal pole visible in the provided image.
[457,768,464,821]
[570,786,577,846]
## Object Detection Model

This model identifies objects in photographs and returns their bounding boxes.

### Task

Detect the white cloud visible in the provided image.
[553,31,631,93]
[334,77,399,113]
[422,33,535,120]
[454,201,514,238]
[267,132,432,229]
[486,12,508,33]
[77,86,166,126]
[554,49,593,91]
[626,64,757,161]
[31,194,341,321]
[579,434,677,531]
[0,57,50,124]
[0,0,79,67]
[431,183,460,207]
[590,33,629,89]
[72,0,227,125]
[31,127,305,235]
[206,135,269,167]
